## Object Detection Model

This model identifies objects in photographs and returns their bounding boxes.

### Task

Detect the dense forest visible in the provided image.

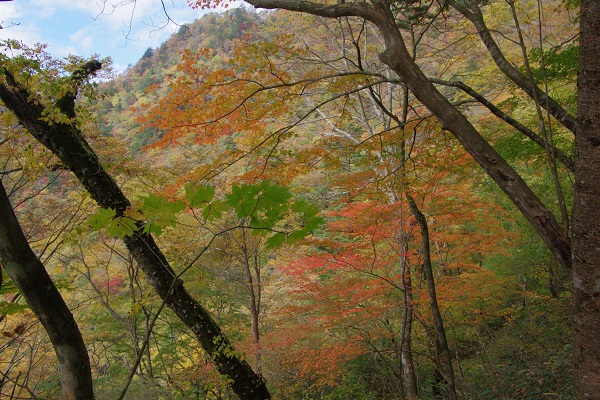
[0,0,598,399]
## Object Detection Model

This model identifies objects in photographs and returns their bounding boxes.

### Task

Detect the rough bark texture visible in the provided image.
[0,71,270,399]
[399,251,418,399]
[0,181,95,400]
[573,1,600,397]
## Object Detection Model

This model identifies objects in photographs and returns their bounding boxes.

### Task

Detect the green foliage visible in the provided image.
[226,181,292,226]
[86,207,137,238]
[529,44,579,83]
[222,181,323,248]
[494,131,543,164]
[213,336,245,360]
[321,355,393,400]
[562,0,580,12]
[86,207,117,229]
[201,199,229,221]
[185,184,215,208]
[85,182,322,247]
[95,378,173,400]
[86,193,186,237]
[0,301,28,316]
[459,296,573,399]
[1,40,111,121]
[141,47,155,60]
[138,193,186,235]
[393,0,439,29]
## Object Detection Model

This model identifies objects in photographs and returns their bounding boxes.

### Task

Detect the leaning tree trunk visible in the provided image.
[0,67,270,400]
[572,1,600,398]
[0,181,95,400]
[245,0,571,271]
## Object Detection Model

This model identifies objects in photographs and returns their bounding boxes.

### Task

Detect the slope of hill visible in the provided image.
[96,6,263,152]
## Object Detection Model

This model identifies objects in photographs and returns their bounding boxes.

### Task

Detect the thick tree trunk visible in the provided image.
[572,1,600,398]
[0,181,95,400]
[0,72,270,399]
[406,193,457,400]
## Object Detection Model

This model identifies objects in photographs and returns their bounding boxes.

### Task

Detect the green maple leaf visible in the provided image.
[201,200,228,221]
[265,232,287,249]
[138,193,186,235]
[86,208,116,230]
[222,182,323,248]
[106,217,138,238]
[185,184,215,208]
[225,181,292,227]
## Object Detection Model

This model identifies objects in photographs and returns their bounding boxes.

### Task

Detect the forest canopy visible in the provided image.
[0,0,598,399]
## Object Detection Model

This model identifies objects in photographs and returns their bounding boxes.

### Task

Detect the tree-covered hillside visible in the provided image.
[1,0,596,399]
[97,7,262,152]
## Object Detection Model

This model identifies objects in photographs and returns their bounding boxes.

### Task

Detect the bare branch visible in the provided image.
[430,78,574,172]
[447,0,578,135]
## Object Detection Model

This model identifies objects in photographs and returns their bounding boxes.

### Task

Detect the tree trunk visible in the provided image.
[373,6,571,271]
[406,193,457,400]
[0,181,95,400]
[399,244,418,399]
[572,1,600,397]
[241,227,261,345]
[240,226,263,372]
[0,70,270,400]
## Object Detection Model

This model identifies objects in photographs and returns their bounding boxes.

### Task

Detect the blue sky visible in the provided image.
[0,0,224,73]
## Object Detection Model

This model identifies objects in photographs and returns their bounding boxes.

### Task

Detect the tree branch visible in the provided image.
[242,0,572,269]
[447,0,577,135]
[56,60,103,119]
[430,78,574,171]
[245,0,384,23]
